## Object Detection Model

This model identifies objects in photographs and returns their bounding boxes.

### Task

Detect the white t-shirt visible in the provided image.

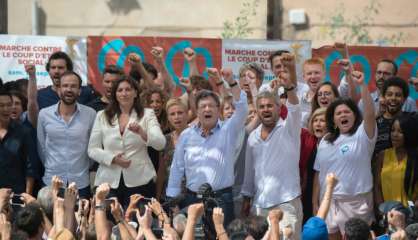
[314,122,377,198]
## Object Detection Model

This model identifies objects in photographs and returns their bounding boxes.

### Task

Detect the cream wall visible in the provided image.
[8,0,267,38]
[8,0,418,47]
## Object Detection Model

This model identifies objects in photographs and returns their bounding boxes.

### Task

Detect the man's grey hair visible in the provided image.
[37,186,53,221]
[256,90,280,107]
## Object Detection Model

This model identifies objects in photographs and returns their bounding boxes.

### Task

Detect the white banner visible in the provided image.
[222,39,311,84]
[0,34,87,88]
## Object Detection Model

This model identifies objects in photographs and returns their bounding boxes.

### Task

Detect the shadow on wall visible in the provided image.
[106,0,142,15]
[38,5,47,35]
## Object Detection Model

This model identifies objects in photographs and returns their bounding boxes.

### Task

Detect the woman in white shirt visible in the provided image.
[313,71,377,239]
[88,76,166,207]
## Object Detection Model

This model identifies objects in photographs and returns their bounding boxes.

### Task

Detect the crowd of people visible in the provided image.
[0,42,417,240]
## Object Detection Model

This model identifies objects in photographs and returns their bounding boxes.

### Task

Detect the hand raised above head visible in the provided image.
[351,71,365,85]
[151,46,165,62]
[183,47,196,62]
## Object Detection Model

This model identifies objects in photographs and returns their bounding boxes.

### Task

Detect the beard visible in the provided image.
[61,93,77,105]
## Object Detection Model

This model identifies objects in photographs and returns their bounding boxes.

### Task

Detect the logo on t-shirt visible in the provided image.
[340,144,349,155]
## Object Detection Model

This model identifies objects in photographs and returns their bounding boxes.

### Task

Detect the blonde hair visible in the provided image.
[308,107,327,135]
[165,98,188,113]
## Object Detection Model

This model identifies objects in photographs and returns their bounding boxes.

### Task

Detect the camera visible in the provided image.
[196,183,220,240]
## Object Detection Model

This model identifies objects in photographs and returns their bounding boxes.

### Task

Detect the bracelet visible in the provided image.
[115,219,124,224]
[216,81,224,86]
[284,85,296,92]
[216,231,227,240]
[228,81,238,88]
[95,205,106,211]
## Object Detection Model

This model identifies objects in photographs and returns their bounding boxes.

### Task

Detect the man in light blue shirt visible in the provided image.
[37,71,96,198]
[166,69,248,226]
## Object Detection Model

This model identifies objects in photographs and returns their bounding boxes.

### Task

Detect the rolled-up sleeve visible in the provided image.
[88,112,115,166]
[145,110,166,151]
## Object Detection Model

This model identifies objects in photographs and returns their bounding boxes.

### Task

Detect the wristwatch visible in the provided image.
[95,205,106,211]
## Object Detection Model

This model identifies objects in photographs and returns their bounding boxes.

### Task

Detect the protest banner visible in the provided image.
[313,45,418,99]
[88,36,222,96]
[0,34,87,88]
[222,39,311,83]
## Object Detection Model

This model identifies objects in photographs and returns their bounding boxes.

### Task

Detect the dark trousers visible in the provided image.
[107,175,155,209]
[182,187,235,228]
[41,181,91,199]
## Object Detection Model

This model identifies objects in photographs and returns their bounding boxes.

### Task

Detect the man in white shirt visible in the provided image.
[241,55,303,240]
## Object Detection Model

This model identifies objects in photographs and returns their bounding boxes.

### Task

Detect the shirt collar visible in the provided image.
[193,119,222,137]
[54,102,80,117]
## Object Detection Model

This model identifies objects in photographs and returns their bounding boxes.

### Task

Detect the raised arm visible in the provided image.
[352,71,375,138]
[95,183,111,240]
[128,53,154,89]
[312,171,320,215]
[182,203,204,240]
[212,208,229,240]
[151,46,176,96]
[207,68,229,97]
[24,64,39,127]
[183,48,199,77]
[221,68,241,101]
[279,54,298,105]
[316,173,338,219]
[281,53,298,88]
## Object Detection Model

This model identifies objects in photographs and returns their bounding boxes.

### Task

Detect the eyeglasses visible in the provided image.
[317,91,333,97]
[409,77,418,86]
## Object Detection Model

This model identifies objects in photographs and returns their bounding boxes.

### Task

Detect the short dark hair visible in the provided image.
[190,75,213,91]
[103,64,124,76]
[129,62,158,82]
[9,90,28,112]
[379,59,398,76]
[60,71,82,88]
[227,217,268,240]
[325,97,362,143]
[0,88,12,100]
[344,218,370,240]
[245,216,269,240]
[268,50,289,69]
[46,51,73,72]
[15,203,44,238]
[195,90,220,109]
[405,223,418,240]
[382,76,409,98]
[143,62,158,80]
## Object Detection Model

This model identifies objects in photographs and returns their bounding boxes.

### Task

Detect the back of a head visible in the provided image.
[228,218,248,240]
[37,186,53,222]
[405,223,418,240]
[344,218,370,240]
[245,216,268,240]
[15,203,44,238]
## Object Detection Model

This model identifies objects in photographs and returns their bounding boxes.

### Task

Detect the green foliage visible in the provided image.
[320,0,405,46]
[221,0,260,39]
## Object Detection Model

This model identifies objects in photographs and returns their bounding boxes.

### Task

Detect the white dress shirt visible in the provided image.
[241,101,302,208]
[88,108,166,188]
